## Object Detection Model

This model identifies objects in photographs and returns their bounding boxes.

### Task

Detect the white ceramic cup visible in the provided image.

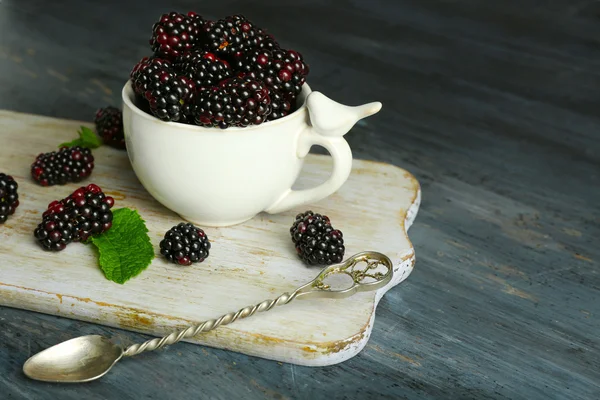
[121,80,381,227]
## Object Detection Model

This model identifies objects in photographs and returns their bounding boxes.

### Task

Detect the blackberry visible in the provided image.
[223,77,272,126]
[31,146,94,186]
[144,70,195,122]
[34,206,75,251]
[193,77,271,128]
[267,90,294,121]
[236,48,309,98]
[150,12,205,60]
[0,173,19,224]
[130,56,173,97]
[256,29,280,51]
[290,210,345,265]
[202,15,257,59]
[175,50,232,90]
[95,106,125,149]
[160,223,210,266]
[34,184,115,251]
[268,49,309,97]
[235,49,272,75]
[179,102,197,125]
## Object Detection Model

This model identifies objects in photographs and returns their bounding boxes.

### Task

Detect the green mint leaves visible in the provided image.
[59,126,103,149]
[89,208,154,284]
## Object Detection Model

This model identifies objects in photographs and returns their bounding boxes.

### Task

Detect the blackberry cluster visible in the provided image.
[192,77,271,128]
[290,211,345,265]
[0,173,19,224]
[34,184,115,251]
[267,90,293,121]
[203,15,257,58]
[31,146,94,186]
[256,29,279,51]
[130,58,195,122]
[150,12,205,60]
[160,223,210,266]
[131,12,310,127]
[175,50,232,90]
[95,106,125,149]
[130,57,172,96]
[237,48,308,97]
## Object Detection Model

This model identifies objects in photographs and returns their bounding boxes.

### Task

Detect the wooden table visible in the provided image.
[1,0,598,398]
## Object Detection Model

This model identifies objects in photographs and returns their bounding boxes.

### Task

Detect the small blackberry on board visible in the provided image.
[290,210,345,265]
[95,106,125,149]
[34,184,115,251]
[160,223,211,266]
[31,146,94,186]
[0,173,19,224]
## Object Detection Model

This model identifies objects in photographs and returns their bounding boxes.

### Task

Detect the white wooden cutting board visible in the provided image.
[0,110,420,366]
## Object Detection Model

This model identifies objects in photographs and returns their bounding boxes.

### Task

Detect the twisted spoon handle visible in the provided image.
[123,290,300,357]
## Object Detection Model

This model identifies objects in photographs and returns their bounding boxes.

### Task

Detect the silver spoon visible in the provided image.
[23,251,394,383]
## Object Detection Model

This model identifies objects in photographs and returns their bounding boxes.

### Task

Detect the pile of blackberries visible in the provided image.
[130,13,309,128]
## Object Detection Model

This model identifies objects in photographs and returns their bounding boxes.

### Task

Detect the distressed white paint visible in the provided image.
[0,110,420,366]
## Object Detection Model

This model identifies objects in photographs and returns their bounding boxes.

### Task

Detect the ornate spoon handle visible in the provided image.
[123,251,393,357]
[123,291,300,357]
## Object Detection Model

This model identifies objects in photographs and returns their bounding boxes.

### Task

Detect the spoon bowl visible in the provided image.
[23,335,123,383]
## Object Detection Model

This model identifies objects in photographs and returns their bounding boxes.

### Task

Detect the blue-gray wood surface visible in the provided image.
[1,0,599,399]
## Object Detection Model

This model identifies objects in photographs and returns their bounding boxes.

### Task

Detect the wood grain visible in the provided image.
[0,110,420,366]
[0,0,599,398]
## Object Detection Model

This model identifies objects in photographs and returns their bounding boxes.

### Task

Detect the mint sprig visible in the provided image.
[89,208,154,284]
[59,126,103,149]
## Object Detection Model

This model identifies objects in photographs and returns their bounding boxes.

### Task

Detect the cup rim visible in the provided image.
[121,80,312,133]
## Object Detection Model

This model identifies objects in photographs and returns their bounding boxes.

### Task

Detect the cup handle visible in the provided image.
[265,91,381,214]
[264,127,352,215]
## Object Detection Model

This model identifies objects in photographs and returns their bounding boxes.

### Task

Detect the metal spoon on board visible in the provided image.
[23,251,394,383]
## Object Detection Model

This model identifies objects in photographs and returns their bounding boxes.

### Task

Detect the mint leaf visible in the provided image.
[89,208,154,284]
[59,126,103,148]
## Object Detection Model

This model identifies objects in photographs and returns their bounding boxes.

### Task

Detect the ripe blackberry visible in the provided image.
[34,184,115,251]
[223,77,272,126]
[256,29,280,51]
[31,146,94,186]
[130,56,173,97]
[267,90,294,121]
[0,173,19,224]
[34,207,75,251]
[144,71,195,122]
[202,15,257,59]
[235,49,272,75]
[95,106,125,149]
[179,102,197,125]
[290,210,345,265]
[236,48,309,97]
[175,50,232,90]
[160,223,210,266]
[268,49,309,96]
[193,77,271,128]
[150,12,205,60]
